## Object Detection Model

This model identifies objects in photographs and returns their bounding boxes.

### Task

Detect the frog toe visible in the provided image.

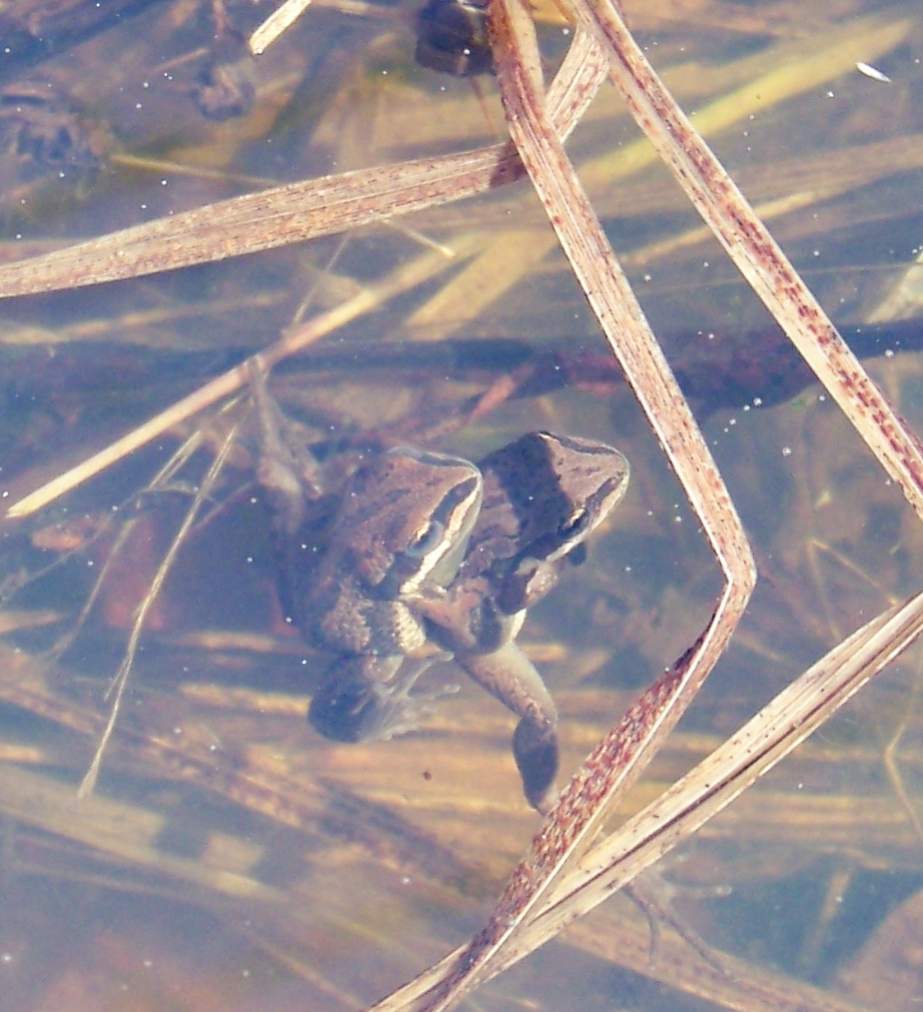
[309,658,456,743]
[513,716,560,813]
[308,673,393,742]
[373,679,461,740]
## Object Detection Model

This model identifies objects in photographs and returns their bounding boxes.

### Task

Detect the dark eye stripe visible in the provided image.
[376,470,482,595]
[428,474,481,531]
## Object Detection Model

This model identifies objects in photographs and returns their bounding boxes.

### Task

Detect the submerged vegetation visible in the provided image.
[0,0,921,1009]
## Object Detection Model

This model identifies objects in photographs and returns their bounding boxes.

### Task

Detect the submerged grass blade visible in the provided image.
[408,7,755,1006]
[576,0,923,518]
[0,30,604,299]
[375,591,923,1008]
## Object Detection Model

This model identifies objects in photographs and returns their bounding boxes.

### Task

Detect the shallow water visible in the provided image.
[0,0,922,1008]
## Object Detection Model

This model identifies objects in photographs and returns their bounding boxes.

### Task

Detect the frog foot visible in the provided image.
[513,715,560,814]
[308,653,456,743]
[455,643,560,812]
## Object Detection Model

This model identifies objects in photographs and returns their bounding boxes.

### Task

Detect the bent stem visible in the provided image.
[407,7,756,1009]
[377,591,923,1008]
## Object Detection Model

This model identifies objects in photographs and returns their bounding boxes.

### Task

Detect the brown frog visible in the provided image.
[414,432,630,811]
[252,368,483,741]
[253,372,629,811]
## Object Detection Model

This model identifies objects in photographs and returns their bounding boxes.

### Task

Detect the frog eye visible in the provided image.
[407,520,446,557]
[557,507,590,541]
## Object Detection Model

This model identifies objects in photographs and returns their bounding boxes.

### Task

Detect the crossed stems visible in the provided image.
[386,1,923,1008]
[2,2,922,1007]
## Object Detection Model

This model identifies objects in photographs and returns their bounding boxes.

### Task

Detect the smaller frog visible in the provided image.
[415,432,630,812]
[251,367,483,741]
[299,444,483,741]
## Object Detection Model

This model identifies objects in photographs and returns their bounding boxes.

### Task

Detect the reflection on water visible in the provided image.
[1,0,922,1008]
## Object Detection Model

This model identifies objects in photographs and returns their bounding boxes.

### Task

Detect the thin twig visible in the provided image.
[47,428,210,661]
[6,237,481,519]
[249,0,313,54]
[77,417,242,798]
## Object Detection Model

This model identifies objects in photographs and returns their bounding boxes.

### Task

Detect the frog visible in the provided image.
[299,444,485,739]
[413,431,630,812]
[252,369,629,811]
[250,365,483,742]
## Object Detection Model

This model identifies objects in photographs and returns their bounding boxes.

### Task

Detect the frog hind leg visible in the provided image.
[248,361,322,537]
[457,644,559,813]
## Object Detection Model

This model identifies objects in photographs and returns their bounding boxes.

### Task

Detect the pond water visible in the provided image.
[0,0,922,1008]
